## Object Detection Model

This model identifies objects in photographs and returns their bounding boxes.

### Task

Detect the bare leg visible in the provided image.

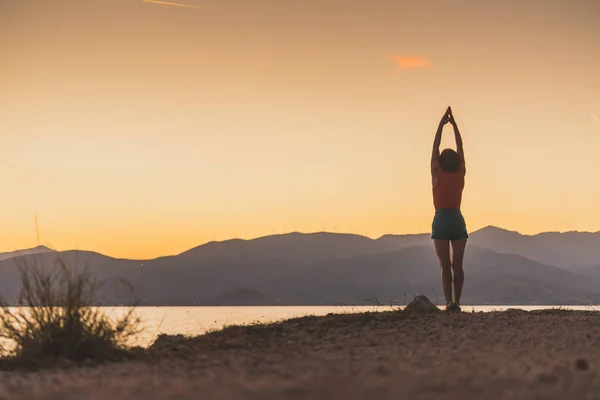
[434,239,452,306]
[450,239,467,305]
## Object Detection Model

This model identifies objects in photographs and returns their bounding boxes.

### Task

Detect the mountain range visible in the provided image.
[1,226,599,305]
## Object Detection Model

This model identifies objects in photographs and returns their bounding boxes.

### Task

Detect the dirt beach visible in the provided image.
[1,305,600,400]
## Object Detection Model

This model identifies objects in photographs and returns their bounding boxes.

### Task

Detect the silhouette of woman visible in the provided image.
[431,106,467,311]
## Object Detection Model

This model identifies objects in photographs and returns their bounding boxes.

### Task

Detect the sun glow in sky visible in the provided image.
[1,0,600,258]
[393,57,432,69]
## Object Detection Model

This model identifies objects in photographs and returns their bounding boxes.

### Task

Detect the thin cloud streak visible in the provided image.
[393,56,432,70]
[592,113,600,125]
[140,0,218,11]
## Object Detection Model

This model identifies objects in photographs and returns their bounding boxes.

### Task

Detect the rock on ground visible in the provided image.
[404,295,440,313]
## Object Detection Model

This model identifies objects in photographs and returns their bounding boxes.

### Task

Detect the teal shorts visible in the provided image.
[431,208,469,240]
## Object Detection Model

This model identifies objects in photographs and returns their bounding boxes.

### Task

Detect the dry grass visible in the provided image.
[0,255,141,368]
[586,293,600,311]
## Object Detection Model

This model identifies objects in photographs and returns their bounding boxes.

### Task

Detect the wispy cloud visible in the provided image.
[393,56,432,70]
[592,113,600,125]
[140,0,217,11]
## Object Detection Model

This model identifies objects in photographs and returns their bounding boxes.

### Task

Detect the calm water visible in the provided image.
[112,305,597,347]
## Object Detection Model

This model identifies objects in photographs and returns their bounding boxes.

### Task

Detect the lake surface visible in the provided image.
[115,305,598,347]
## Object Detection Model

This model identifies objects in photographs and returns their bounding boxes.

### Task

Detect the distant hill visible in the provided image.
[378,226,600,268]
[0,245,55,262]
[1,229,599,306]
[571,265,600,283]
[205,289,276,306]
[271,245,598,305]
[375,233,430,250]
[178,232,398,264]
[467,226,600,268]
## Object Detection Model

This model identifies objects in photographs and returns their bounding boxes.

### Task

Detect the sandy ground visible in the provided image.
[1,307,600,400]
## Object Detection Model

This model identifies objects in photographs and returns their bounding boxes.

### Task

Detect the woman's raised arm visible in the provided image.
[448,108,464,164]
[432,107,451,174]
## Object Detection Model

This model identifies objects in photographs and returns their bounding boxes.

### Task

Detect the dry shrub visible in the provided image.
[0,254,141,365]
[586,293,600,311]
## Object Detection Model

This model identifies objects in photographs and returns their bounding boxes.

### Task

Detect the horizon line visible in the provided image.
[3,225,600,261]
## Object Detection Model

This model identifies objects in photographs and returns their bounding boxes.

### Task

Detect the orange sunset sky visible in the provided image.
[1,0,600,259]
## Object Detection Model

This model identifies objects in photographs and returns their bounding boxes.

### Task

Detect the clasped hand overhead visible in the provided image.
[439,106,457,127]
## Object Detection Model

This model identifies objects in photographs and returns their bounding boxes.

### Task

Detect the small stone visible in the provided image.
[404,295,440,313]
[575,358,589,371]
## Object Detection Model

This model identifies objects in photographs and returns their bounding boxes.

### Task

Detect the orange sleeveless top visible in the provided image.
[433,164,465,210]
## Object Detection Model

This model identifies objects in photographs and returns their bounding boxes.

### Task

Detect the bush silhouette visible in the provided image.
[0,254,141,365]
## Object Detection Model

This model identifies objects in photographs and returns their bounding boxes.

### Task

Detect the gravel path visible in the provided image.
[1,308,599,400]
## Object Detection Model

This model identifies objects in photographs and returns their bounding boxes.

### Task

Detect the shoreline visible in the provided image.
[2,305,600,398]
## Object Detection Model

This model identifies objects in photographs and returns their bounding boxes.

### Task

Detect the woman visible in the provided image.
[431,106,468,312]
